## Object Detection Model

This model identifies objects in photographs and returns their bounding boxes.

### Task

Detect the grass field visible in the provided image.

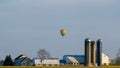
[0,66,120,68]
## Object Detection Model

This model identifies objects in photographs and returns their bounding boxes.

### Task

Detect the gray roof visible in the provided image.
[63,55,85,64]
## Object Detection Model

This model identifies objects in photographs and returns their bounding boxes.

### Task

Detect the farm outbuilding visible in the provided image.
[32,58,42,66]
[33,58,60,66]
[42,58,60,66]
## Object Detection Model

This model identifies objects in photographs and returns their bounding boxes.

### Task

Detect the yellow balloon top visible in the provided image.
[60,29,67,36]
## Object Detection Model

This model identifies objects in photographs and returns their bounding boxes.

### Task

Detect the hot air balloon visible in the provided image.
[60,29,67,36]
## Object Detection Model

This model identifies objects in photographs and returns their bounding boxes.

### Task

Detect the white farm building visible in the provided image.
[42,58,60,66]
[102,53,110,65]
[33,58,42,66]
[33,58,60,66]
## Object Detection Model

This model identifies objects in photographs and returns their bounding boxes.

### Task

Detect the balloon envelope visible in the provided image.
[60,29,67,36]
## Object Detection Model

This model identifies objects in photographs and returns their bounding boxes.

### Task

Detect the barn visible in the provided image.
[62,53,110,66]
[62,55,84,65]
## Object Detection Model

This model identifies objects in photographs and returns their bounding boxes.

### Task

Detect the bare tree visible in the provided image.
[37,49,51,59]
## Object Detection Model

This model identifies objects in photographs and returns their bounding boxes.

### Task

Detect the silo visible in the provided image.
[85,38,91,66]
[91,41,96,66]
[97,39,102,66]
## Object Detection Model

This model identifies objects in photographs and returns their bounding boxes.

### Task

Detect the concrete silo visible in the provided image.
[97,39,102,66]
[85,38,91,66]
[91,41,96,66]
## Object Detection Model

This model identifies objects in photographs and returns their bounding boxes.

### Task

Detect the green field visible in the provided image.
[0,66,120,68]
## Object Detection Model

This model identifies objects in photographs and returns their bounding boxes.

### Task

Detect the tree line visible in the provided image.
[0,49,51,66]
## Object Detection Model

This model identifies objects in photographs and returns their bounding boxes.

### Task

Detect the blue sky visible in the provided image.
[0,0,120,59]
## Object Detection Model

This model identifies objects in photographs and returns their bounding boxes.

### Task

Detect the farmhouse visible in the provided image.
[14,54,32,66]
